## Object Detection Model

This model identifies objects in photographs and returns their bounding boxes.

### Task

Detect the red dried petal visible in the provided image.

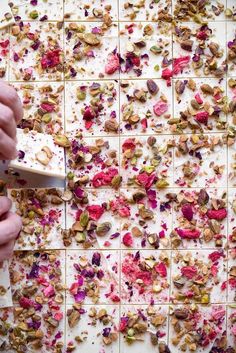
[119,318,128,332]
[195,93,203,104]
[181,266,197,279]
[208,250,224,263]
[132,56,140,67]
[181,203,193,221]
[155,262,167,278]
[161,68,172,80]
[229,278,236,289]
[0,39,9,48]
[110,294,120,302]
[122,138,136,152]
[211,264,218,276]
[83,106,95,121]
[136,172,155,189]
[41,49,61,69]
[92,168,118,188]
[173,56,190,75]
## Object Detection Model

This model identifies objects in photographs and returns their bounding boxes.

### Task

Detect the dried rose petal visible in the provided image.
[155,262,167,278]
[41,49,61,69]
[92,168,119,188]
[92,252,101,266]
[122,138,136,151]
[195,93,203,104]
[74,290,86,303]
[208,250,224,263]
[83,106,95,121]
[181,266,197,279]
[173,56,190,75]
[136,172,155,189]
[181,203,193,221]
[119,317,128,332]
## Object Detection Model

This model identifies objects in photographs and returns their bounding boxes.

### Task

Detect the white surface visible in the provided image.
[9,129,66,179]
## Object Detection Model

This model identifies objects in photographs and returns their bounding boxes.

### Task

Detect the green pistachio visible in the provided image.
[29,10,39,19]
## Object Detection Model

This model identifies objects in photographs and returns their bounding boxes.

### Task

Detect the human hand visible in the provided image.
[0,196,22,261]
[0,82,23,160]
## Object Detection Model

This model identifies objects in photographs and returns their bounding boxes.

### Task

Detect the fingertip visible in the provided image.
[0,197,12,215]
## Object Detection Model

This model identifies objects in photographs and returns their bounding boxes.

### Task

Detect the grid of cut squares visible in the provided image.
[2,1,236,352]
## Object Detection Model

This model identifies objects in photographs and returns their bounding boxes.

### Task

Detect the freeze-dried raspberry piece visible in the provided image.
[176,228,201,239]
[86,205,104,221]
[153,101,168,117]
[105,53,120,75]
[122,232,133,247]
[207,208,227,220]
[195,111,209,125]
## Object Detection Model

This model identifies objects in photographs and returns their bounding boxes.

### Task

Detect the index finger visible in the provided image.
[0,82,23,123]
[0,197,12,218]
[0,212,22,245]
